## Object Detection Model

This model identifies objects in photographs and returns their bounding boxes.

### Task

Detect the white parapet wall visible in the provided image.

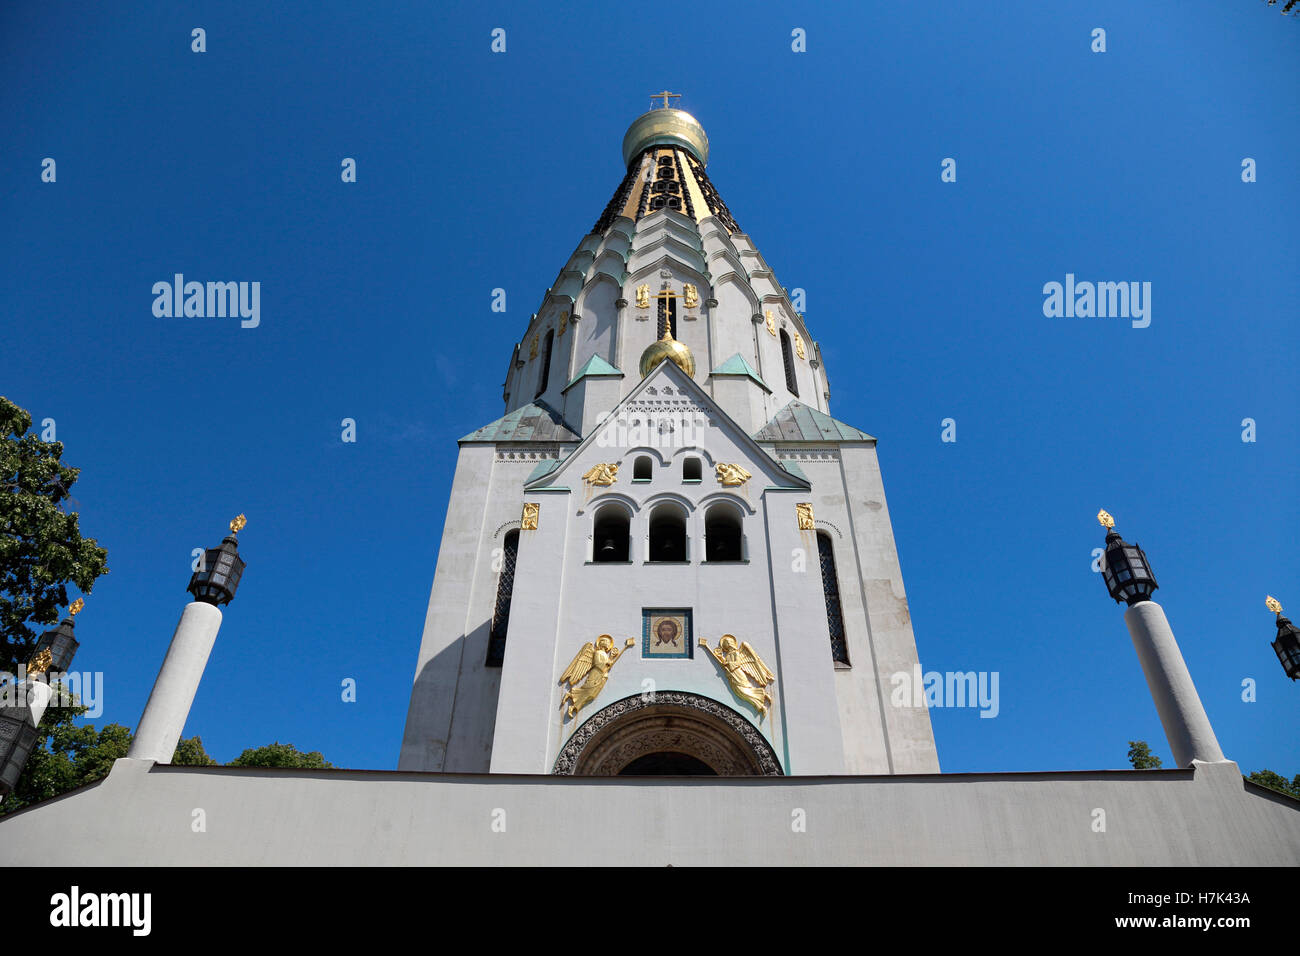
[1,757,1297,865]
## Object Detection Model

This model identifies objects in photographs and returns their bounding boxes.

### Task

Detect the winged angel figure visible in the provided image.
[559,635,635,719]
[700,635,776,721]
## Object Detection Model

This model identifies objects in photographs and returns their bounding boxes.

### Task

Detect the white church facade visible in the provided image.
[1,104,1297,866]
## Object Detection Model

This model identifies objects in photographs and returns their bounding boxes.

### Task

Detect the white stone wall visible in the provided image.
[4,757,1296,866]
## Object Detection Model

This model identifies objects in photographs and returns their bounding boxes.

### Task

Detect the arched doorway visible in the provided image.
[552,691,783,776]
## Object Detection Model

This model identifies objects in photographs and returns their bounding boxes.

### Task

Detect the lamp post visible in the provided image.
[0,599,85,800]
[127,515,247,764]
[1097,510,1226,768]
[1266,596,1300,681]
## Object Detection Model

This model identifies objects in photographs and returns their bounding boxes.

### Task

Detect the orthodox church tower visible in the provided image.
[399,101,938,776]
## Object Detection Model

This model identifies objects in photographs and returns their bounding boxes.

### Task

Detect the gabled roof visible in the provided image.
[753,401,875,443]
[460,401,581,443]
[710,353,770,392]
[525,358,807,491]
[564,355,623,391]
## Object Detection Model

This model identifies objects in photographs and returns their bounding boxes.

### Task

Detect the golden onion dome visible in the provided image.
[639,329,696,378]
[622,108,709,168]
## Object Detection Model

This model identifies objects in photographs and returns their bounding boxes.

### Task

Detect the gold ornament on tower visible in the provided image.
[27,647,53,676]
[715,463,751,486]
[683,284,699,309]
[700,635,776,721]
[794,332,806,360]
[1097,509,1115,529]
[1267,596,1283,616]
[69,598,85,616]
[558,311,569,336]
[559,635,635,719]
[639,328,695,378]
[796,503,815,530]
[582,463,620,487]
[521,503,539,530]
[765,310,776,336]
[230,514,247,535]
[636,284,650,309]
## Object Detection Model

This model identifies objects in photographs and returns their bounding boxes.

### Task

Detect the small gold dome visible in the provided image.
[622,108,709,168]
[639,329,696,378]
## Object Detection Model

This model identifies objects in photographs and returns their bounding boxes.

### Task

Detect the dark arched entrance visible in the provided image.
[552,691,783,776]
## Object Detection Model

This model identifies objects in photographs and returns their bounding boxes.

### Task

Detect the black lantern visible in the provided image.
[187,516,247,606]
[0,599,83,798]
[1269,598,1300,681]
[29,615,79,676]
[1099,514,1158,606]
[0,706,41,797]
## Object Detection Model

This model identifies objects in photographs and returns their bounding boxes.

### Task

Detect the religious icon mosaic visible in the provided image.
[642,608,692,659]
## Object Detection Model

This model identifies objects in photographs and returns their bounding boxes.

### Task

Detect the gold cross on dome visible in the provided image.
[651,90,681,110]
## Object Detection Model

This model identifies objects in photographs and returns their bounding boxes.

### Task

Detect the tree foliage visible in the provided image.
[228,742,334,769]
[1247,769,1300,799]
[0,396,109,673]
[1127,740,1163,769]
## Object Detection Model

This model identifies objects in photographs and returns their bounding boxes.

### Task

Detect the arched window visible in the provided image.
[780,330,799,396]
[593,505,630,563]
[633,455,652,481]
[682,457,702,481]
[657,292,677,339]
[704,503,743,562]
[486,531,519,666]
[535,330,554,398]
[648,504,687,562]
[817,533,849,665]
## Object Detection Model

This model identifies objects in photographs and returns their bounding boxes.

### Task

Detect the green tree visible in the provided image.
[0,396,109,673]
[228,742,333,769]
[1264,0,1299,15]
[1246,770,1300,799]
[172,735,218,766]
[1127,740,1163,769]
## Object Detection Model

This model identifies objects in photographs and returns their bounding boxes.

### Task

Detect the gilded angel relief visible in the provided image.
[700,635,776,722]
[715,462,751,486]
[559,635,636,719]
[582,462,619,486]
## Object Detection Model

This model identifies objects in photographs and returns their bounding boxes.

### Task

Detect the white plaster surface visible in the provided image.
[1,757,1296,866]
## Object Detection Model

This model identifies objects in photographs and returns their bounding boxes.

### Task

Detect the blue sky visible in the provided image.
[1,1,1296,775]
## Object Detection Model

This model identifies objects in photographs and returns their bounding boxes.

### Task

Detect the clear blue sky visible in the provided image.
[2,1,1296,774]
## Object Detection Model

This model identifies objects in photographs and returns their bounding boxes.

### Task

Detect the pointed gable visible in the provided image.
[564,355,624,391]
[753,400,875,443]
[710,353,770,392]
[526,358,807,490]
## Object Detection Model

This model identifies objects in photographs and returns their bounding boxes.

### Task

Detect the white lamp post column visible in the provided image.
[128,515,247,764]
[1098,510,1227,768]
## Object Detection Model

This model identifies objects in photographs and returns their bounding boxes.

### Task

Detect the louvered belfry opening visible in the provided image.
[486,530,519,666]
[817,533,849,665]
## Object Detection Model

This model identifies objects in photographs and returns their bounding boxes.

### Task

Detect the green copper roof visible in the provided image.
[565,354,623,390]
[710,353,770,391]
[753,401,875,443]
[461,401,581,443]
[779,459,809,482]
[525,458,562,483]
